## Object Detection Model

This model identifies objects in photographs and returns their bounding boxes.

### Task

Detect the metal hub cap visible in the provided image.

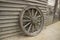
[20,6,44,36]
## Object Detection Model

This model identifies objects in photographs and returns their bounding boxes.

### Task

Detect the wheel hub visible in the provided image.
[31,16,37,24]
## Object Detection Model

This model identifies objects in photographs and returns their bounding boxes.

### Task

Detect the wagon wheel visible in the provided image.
[20,6,44,36]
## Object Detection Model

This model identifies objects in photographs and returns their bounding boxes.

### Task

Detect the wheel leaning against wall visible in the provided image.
[19,6,44,36]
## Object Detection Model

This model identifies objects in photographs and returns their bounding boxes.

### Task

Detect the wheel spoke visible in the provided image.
[27,24,32,32]
[32,9,34,16]
[37,20,41,23]
[38,23,41,26]
[35,11,38,17]
[24,16,30,19]
[37,15,41,18]
[28,10,32,17]
[37,26,40,30]
[24,22,31,28]
[34,24,39,31]
[32,25,35,32]
[35,26,38,31]
[23,19,31,22]
[37,23,41,29]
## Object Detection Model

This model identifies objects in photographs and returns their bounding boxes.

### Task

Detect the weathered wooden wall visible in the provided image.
[0,0,48,39]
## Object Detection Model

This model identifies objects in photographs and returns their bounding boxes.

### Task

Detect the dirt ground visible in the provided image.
[3,21,60,40]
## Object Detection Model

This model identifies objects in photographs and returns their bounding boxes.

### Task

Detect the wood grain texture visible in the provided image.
[0,0,48,39]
